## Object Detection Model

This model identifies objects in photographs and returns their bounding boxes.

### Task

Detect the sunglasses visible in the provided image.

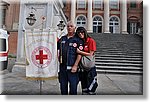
[77,30,85,34]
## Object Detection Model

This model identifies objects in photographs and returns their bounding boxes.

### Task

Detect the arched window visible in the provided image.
[76,15,86,27]
[93,16,103,33]
[109,16,120,33]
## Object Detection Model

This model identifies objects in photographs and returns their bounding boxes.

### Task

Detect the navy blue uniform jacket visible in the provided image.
[57,35,83,67]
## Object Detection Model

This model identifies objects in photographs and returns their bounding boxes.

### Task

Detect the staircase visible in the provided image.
[90,33,143,75]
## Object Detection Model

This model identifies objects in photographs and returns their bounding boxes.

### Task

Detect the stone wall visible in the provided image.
[8,31,18,55]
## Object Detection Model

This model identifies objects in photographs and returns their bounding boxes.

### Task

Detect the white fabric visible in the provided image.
[25,29,58,79]
[67,66,72,70]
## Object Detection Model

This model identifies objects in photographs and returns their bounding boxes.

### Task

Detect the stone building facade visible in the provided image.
[63,0,143,34]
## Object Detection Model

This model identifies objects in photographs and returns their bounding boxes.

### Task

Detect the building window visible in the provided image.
[1,3,7,28]
[130,0,137,8]
[130,23,137,34]
[127,16,139,34]
[93,16,103,33]
[77,0,86,9]
[76,15,86,27]
[128,22,138,34]
[109,16,120,33]
[93,0,103,9]
[110,0,119,9]
[2,9,6,26]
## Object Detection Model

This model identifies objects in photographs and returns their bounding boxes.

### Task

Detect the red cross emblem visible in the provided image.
[31,46,52,68]
[36,50,48,64]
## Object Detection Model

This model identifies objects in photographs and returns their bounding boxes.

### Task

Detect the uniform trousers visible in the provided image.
[58,65,79,95]
[79,66,98,94]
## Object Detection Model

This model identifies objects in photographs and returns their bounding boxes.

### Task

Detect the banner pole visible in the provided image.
[39,80,42,95]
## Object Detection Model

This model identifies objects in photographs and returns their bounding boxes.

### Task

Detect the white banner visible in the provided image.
[25,29,58,80]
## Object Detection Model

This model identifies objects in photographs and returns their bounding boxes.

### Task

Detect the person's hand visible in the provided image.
[71,65,78,73]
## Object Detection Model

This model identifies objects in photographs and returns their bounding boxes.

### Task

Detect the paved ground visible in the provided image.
[0,70,142,95]
[0,58,143,95]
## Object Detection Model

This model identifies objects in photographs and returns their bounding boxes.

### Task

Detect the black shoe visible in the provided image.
[88,92,96,95]
[82,92,89,95]
[82,88,89,95]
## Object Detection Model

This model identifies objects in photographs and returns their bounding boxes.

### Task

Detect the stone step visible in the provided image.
[96,46,142,49]
[96,69,142,75]
[90,33,143,75]
[95,59,143,64]
[95,56,142,61]
[95,55,143,58]
[96,53,143,57]
[97,44,142,46]
[96,50,143,52]
[97,42,142,44]
[96,57,142,61]
[96,50,142,52]
[96,65,142,71]
[95,51,143,54]
[95,62,143,67]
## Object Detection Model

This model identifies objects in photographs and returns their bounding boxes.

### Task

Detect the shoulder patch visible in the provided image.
[79,46,83,50]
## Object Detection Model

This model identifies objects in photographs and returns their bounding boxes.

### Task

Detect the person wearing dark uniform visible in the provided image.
[76,27,98,95]
[57,21,83,95]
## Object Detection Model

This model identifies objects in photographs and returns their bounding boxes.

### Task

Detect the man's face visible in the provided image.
[67,23,75,34]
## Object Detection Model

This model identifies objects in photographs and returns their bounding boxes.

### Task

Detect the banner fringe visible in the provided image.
[26,76,58,80]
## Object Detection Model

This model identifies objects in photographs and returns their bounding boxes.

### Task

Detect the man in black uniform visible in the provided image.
[57,21,83,95]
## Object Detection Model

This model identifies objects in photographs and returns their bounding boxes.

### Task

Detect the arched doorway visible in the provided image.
[109,16,120,33]
[127,16,139,34]
[93,16,103,33]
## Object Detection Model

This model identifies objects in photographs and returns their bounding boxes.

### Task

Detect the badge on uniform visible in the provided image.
[79,46,83,50]
[73,43,77,47]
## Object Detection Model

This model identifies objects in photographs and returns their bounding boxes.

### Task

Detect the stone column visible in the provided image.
[121,0,128,34]
[104,0,110,33]
[87,0,93,33]
[71,0,76,24]
[12,2,26,73]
